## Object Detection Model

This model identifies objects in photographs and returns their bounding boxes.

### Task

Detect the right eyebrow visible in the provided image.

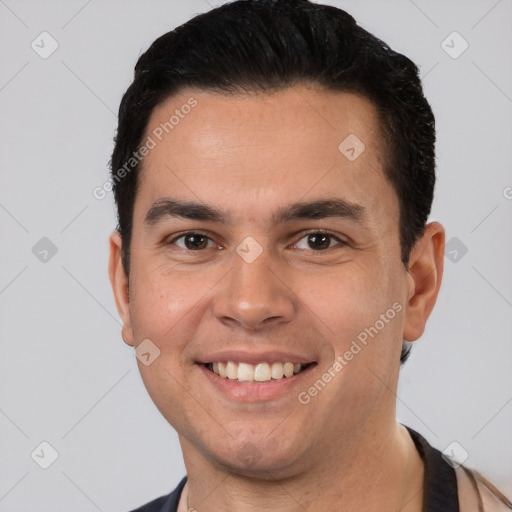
[144,199,226,226]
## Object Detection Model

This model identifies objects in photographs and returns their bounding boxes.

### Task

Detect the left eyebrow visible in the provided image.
[272,198,368,225]
[143,197,368,227]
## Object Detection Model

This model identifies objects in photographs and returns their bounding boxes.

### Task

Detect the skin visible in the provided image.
[109,85,445,511]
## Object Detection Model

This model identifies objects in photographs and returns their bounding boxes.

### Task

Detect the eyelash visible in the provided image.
[165,230,347,252]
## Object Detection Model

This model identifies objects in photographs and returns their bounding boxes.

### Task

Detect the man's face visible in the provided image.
[110,86,426,475]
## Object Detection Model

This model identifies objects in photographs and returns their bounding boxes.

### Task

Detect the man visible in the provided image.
[108,1,511,510]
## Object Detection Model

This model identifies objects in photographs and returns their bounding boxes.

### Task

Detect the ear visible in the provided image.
[108,231,135,347]
[403,222,445,342]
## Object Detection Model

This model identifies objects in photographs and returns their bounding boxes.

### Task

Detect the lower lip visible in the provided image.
[197,364,316,402]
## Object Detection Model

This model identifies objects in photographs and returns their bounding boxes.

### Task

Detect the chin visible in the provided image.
[206,433,311,479]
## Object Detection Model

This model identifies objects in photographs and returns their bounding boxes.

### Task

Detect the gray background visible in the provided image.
[0,0,511,510]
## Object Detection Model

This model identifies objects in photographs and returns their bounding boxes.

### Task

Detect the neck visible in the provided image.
[179,421,424,512]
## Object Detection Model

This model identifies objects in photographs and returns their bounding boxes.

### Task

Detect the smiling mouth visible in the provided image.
[204,361,316,383]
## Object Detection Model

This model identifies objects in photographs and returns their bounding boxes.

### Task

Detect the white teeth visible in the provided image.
[283,362,294,378]
[238,362,254,381]
[226,361,238,380]
[254,363,271,382]
[271,362,284,379]
[209,361,306,382]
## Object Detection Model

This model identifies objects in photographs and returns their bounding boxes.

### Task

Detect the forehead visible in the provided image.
[135,86,396,228]
[145,85,385,159]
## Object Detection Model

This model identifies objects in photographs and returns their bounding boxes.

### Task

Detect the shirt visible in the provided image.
[127,426,511,512]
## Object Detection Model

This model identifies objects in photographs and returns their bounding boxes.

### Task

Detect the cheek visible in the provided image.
[297,260,405,399]
[127,270,211,423]
[296,260,397,338]
[128,265,209,353]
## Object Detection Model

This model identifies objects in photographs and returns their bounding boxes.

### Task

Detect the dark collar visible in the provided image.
[406,426,460,512]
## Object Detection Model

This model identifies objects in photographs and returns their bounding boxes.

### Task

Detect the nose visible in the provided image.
[212,247,295,331]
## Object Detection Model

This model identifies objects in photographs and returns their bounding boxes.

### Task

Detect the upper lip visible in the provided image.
[196,350,317,365]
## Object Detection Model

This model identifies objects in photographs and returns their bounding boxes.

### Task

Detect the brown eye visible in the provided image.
[294,231,346,251]
[307,233,331,250]
[173,233,213,250]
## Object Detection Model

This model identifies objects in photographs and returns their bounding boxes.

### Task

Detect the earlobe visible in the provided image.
[403,222,445,342]
[108,231,135,347]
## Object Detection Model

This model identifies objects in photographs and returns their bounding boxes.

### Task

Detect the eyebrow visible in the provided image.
[144,198,368,226]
